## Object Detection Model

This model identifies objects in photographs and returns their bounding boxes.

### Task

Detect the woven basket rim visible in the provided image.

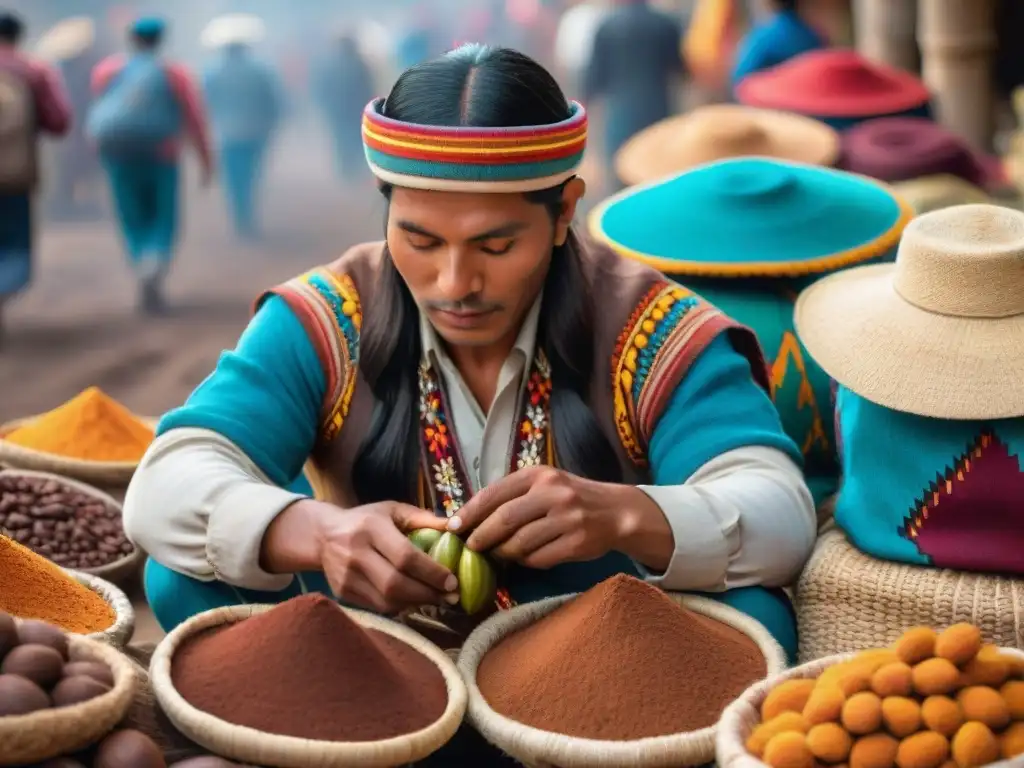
[715,647,1024,768]
[149,602,468,768]
[0,630,138,765]
[66,568,135,648]
[457,591,788,768]
[0,468,143,581]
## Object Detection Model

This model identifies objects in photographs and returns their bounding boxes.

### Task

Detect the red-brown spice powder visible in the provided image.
[171,594,448,741]
[476,574,767,741]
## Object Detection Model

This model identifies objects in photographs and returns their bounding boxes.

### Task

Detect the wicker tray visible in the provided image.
[149,602,468,767]
[0,468,144,587]
[0,631,138,765]
[458,592,788,768]
[716,647,1024,768]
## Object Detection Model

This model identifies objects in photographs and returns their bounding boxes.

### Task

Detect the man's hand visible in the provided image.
[447,466,642,570]
[316,501,457,614]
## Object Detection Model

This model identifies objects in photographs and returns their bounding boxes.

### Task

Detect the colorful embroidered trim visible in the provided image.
[272,269,361,442]
[771,332,829,458]
[362,97,588,192]
[611,282,722,465]
[418,350,554,516]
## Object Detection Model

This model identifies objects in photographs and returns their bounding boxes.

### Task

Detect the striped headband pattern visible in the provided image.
[361,97,588,193]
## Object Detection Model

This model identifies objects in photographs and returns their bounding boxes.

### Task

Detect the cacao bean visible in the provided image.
[0,474,134,571]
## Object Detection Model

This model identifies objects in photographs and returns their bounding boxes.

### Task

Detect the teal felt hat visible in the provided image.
[589,157,914,278]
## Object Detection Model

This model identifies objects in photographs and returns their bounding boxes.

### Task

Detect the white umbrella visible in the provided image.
[200,13,267,49]
[34,16,96,62]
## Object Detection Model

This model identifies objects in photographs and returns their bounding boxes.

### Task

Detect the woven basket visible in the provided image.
[0,415,150,487]
[0,631,139,766]
[149,602,468,767]
[0,469,144,587]
[796,531,1024,663]
[67,569,136,648]
[716,647,1024,768]
[458,592,788,768]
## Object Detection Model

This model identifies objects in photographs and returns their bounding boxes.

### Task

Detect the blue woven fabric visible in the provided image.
[834,386,1024,575]
[595,157,904,270]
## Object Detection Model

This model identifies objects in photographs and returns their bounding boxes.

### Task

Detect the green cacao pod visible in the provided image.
[427,531,464,574]
[407,528,443,553]
[458,547,498,615]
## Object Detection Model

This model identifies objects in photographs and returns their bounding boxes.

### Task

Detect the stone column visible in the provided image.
[918,0,998,151]
[852,0,918,72]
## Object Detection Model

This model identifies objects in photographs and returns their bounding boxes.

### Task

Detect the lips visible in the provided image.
[898,430,1024,574]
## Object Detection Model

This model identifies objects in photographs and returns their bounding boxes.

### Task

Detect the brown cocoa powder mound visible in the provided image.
[171,594,448,741]
[476,574,767,741]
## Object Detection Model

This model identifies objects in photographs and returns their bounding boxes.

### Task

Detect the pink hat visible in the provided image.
[841,117,1008,190]
[735,49,930,118]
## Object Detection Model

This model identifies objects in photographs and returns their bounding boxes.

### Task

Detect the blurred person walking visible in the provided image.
[88,16,213,315]
[312,29,374,185]
[731,0,825,90]
[202,14,283,242]
[36,16,105,221]
[584,0,685,190]
[0,11,71,341]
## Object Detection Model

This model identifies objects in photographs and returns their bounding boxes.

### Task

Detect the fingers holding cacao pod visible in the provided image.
[428,531,464,574]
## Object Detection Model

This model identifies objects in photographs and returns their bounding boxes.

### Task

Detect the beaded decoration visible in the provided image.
[362,97,588,193]
[611,281,726,465]
[417,351,554,517]
[261,269,361,441]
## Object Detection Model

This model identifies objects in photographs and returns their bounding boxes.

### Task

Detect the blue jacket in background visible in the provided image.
[731,9,825,89]
[203,47,283,144]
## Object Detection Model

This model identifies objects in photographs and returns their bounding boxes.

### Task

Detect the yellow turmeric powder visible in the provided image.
[4,386,153,462]
[0,535,115,633]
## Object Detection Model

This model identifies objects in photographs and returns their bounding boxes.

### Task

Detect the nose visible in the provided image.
[436,248,482,299]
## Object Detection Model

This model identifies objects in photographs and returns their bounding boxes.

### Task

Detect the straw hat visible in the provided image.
[735,49,930,118]
[794,203,1024,420]
[888,174,995,215]
[34,16,95,61]
[590,157,911,278]
[615,105,840,186]
[200,13,266,49]
[842,117,1008,190]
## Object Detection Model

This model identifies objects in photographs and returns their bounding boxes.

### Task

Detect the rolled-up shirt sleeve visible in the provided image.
[123,294,327,590]
[123,428,306,590]
[635,334,816,592]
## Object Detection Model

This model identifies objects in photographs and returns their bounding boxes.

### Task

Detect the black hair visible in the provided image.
[774,0,799,11]
[0,12,24,44]
[352,44,622,506]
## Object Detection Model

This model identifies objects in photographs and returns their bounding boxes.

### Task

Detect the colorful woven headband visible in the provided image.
[361,97,588,193]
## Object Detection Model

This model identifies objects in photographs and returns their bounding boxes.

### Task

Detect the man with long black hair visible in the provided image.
[125,44,816,664]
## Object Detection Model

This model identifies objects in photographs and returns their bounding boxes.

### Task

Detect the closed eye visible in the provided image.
[408,234,442,251]
[480,239,515,256]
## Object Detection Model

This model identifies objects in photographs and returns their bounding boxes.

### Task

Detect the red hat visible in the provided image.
[735,49,930,118]
[841,117,1008,191]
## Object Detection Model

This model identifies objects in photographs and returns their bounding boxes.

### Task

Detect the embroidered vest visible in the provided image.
[834,385,1024,576]
[256,241,771,604]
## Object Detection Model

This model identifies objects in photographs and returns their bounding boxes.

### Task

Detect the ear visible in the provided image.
[554,177,587,246]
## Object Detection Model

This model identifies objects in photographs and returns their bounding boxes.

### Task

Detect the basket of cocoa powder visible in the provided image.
[458,574,787,768]
[0,469,144,587]
[149,594,469,767]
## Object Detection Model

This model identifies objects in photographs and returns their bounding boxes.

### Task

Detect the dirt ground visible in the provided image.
[0,128,383,644]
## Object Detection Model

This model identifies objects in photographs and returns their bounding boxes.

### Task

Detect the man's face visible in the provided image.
[387,183,582,349]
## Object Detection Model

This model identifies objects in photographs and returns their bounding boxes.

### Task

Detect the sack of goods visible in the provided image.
[718,622,1024,768]
[86,56,181,156]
